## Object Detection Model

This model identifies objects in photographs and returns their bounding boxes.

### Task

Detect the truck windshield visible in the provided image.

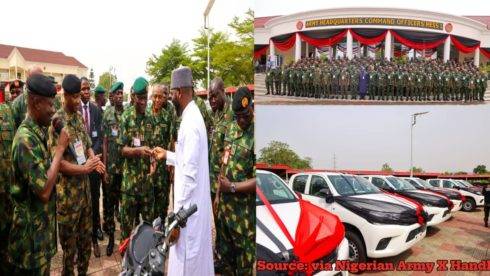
[386,177,416,190]
[328,175,380,196]
[257,172,297,205]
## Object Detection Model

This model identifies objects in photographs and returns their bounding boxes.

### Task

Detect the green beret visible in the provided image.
[132,77,148,94]
[232,86,252,115]
[94,85,106,94]
[109,82,124,93]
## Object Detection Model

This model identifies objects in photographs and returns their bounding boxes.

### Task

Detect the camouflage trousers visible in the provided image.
[216,195,255,276]
[102,173,122,235]
[120,192,155,242]
[58,202,92,276]
[0,222,11,276]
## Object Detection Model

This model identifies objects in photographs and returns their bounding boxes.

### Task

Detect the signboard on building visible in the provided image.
[305,17,444,30]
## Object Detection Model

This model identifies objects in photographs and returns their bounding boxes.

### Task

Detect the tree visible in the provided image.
[473,165,487,174]
[88,68,96,90]
[411,167,424,173]
[381,163,393,172]
[146,39,192,84]
[191,29,229,87]
[258,141,312,169]
[98,71,117,92]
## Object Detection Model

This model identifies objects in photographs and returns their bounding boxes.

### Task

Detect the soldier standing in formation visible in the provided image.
[270,56,487,102]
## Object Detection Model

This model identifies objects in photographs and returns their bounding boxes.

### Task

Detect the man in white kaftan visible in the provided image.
[155,66,214,276]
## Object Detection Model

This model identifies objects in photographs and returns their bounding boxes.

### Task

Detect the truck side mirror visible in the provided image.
[318,188,334,203]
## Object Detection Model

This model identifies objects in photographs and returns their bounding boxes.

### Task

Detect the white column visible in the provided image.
[305,42,309,58]
[443,36,450,63]
[384,30,392,61]
[474,48,480,67]
[295,33,301,61]
[347,30,353,60]
[269,39,276,67]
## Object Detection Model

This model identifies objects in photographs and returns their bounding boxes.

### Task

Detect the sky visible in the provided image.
[1,0,251,89]
[256,105,490,173]
[255,0,490,17]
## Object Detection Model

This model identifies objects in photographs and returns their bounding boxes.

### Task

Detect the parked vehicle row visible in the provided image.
[256,170,481,275]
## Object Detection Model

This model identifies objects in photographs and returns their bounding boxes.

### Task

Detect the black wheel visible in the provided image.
[345,231,366,263]
[462,198,476,212]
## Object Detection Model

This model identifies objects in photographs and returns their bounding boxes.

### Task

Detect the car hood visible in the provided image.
[397,190,449,208]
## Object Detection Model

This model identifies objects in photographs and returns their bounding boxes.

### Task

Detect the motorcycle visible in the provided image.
[120,204,197,276]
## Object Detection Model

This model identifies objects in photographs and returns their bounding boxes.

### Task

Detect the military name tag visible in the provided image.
[455,78,458,81]
[409,77,412,81]
[73,140,86,165]
[439,77,441,80]
[398,76,401,79]
[133,137,141,147]
[92,131,98,138]
[388,76,391,79]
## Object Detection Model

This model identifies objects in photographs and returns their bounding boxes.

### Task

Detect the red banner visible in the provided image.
[272,34,296,51]
[350,29,387,46]
[254,45,269,59]
[298,29,348,47]
[479,47,490,59]
[391,30,447,50]
[450,35,480,54]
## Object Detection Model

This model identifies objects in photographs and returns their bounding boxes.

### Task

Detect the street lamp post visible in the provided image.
[204,0,215,91]
[410,112,429,177]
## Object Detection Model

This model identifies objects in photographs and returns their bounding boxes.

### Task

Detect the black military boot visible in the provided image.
[107,234,114,256]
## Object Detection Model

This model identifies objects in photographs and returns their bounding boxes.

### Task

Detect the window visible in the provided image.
[428,179,439,187]
[292,175,308,193]
[442,180,453,188]
[256,172,296,205]
[372,177,389,189]
[310,175,329,196]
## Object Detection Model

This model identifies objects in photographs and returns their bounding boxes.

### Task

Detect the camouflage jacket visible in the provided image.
[219,120,255,224]
[9,116,57,269]
[11,91,27,130]
[48,110,92,224]
[209,102,233,194]
[0,103,14,234]
[148,102,175,186]
[117,107,156,195]
[102,106,124,175]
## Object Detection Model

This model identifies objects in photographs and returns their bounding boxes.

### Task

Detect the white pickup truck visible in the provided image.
[288,172,426,263]
[427,178,484,211]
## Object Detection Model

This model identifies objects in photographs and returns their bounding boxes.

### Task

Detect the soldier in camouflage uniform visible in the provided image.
[0,100,14,274]
[479,72,488,101]
[10,66,44,130]
[368,66,377,100]
[208,78,233,270]
[265,69,274,95]
[282,66,290,96]
[386,68,395,101]
[378,70,387,101]
[101,81,125,256]
[274,68,282,95]
[8,74,69,275]
[118,77,156,242]
[48,75,105,276]
[216,87,255,276]
[148,84,173,221]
